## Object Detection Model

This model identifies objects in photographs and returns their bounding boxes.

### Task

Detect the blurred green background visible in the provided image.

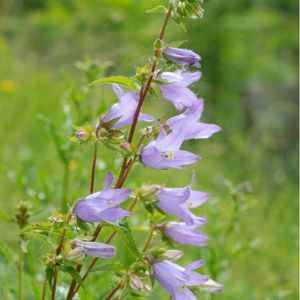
[0,0,298,299]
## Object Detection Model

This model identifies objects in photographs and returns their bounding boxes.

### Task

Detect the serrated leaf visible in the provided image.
[60,265,85,289]
[146,5,168,14]
[90,76,138,92]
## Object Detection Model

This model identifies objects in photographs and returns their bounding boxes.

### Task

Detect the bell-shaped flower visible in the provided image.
[164,47,201,68]
[100,84,153,128]
[75,172,131,224]
[141,128,199,170]
[164,221,208,247]
[154,185,208,225]
[165,99,221,141]
[153,259,209,300]
[158,70,201,111]
[68,239,116,259]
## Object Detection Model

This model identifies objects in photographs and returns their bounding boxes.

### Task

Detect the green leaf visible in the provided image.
[167,40,188,48]
[146,5,168,14]
[89,262,123,273]
[60,265,85,289]
[0,209,15,223]
[90,76,138,92]
[31,280,41,299]
[102,221,144,262]
[46,266,54,288]
[0,241,15,264]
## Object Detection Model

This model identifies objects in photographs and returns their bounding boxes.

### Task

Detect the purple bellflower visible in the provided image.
[159,70,201,111]
[155,185,208,225]
[100,84,153,128]
[165,99,221,141]
[70,239,116,258]
[153,259,208,300]
[75,172,131,224]
[164,221,208,247]
[141,128,199,170]
[164,47,201,68]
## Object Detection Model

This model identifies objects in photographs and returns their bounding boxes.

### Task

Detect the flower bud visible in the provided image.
[161,249,184,261]
[200,279,223,292]
[164,47,201,68]
[15,201,32,229]
[129,274,144,290]
[139,185,160,198]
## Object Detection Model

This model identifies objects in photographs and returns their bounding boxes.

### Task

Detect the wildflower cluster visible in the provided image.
[22,1,223,299]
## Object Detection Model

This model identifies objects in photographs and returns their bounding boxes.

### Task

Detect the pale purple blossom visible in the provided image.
[153,259,207,300]
[165,99,221,140]
[164,47,201,68]
[141,128,199,170]
[155,185,208,225]
[75,172,131,224]
[159,70,201,111]
[71,239,116,258]
[164,221,208,247]
[101,84,153,128]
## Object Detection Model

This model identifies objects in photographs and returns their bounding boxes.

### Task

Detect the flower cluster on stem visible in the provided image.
[41,2,223,300]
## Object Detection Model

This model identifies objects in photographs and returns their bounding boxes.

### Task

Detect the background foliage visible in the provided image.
[0,0,298,299]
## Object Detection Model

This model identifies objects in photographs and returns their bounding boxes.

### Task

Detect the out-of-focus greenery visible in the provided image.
[0,0,298,299]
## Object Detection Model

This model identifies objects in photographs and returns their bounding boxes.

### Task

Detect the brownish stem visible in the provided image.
[104,281,123,300]
[50,266,58,300]
[90,144,98,194]
[127,4,173,144]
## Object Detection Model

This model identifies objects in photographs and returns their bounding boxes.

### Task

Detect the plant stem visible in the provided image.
[104,281,123,300]
[51,266,58,300]
[18,237,24,300]
[90,143,98,194]
[127,3,173,144]
[142,226,155,253]
[62,162,70,212]
[41,273,47,300]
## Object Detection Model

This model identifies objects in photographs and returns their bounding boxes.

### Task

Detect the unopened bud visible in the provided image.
[161,249,184,261]
[200,279,223,292]
[129,274,144,290]
[15,201,32,229]
[139,185,160,198]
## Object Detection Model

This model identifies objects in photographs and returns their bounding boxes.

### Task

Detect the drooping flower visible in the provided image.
[141,128,199,170]
[158,70,201,111]
[164,221,208,247]
[155,185,207,225]
[164,47,201,68]
[153,259,208,300]
[75,172,131,224]
[165,99,221,141]
[100,84,153,128]
[68,239,116,259]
